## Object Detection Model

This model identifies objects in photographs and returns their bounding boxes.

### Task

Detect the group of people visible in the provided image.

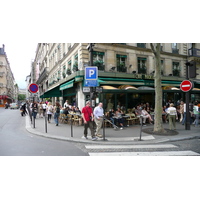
[82,101,104,141]
[161,100,200,130]
[24,98,200,140]
[30,100,82,126]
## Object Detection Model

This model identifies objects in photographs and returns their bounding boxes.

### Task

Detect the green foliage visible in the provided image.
[18,94,26,100]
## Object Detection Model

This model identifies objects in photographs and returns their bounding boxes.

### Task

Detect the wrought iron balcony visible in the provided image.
[188,48,200,57]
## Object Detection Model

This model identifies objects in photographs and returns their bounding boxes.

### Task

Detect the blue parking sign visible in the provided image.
[85,67,98,80]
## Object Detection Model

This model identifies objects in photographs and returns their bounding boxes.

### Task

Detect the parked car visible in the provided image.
[10,103,19,109]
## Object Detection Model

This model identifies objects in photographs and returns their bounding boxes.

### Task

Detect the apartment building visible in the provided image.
[33,43,200,110]
[0,44,17,107]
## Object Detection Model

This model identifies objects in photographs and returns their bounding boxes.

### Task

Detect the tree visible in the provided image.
[18,94,26,101]
[150,43,166,134]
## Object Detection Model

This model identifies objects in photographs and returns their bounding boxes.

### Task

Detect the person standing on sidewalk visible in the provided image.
[93,102,104,138]
[81,101,98,141]
[53,102,61,126]
[166,103,178,130]
[193,102,199,127]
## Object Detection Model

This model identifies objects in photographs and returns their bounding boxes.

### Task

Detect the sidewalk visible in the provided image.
[25,115,200,145]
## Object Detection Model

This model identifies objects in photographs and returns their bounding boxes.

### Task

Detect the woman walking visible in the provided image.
[46,102,54,123]
[53,102,61,126]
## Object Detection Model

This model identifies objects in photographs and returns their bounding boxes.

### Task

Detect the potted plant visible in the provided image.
[173,69,180,76]
[72,62,79,72]
[94,60,104,70]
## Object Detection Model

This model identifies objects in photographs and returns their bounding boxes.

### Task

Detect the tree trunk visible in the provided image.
[150,43,166,134]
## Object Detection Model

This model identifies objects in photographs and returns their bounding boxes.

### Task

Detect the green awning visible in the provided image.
[41,86,61,98]
[60,79,74,90]
[116,54,127,58]
[93,51,105,56]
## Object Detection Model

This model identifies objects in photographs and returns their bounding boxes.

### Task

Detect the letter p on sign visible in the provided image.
[89,69,95,77]
[85,67,98,80]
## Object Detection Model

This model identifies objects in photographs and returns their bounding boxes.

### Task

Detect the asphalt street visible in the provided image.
[0,108,87,156]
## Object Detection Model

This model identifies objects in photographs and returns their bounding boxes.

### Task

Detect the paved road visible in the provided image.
[76,139,200,156]
[0,108,88,156]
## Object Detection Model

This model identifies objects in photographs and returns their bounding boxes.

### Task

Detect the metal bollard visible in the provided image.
[71,114,73,137]
[33,114,35,128]
[45,114,47,133]
[103,117,106,141]
[139,115,143,141]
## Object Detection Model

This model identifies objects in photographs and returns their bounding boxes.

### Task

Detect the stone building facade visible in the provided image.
[0,44,17,107]
[32,43,200,110]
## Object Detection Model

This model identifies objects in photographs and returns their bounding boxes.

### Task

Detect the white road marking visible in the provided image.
[89,151,200,156]
[85,144,178,149]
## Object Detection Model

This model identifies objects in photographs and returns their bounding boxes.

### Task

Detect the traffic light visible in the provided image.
[189,61,198,78]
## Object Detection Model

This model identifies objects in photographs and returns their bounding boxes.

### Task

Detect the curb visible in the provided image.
[25,116,200,145]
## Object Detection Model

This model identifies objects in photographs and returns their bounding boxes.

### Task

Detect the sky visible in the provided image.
[0,41,37,89]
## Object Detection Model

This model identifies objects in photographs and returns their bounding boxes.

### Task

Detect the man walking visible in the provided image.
[166,103,178,130]
[82,101,98,141]
[93,102,104,138]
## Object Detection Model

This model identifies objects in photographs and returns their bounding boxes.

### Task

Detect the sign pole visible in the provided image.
[185,63,190,130]
[89,43,94,108]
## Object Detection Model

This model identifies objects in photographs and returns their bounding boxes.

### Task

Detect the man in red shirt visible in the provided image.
[82,101,98,141]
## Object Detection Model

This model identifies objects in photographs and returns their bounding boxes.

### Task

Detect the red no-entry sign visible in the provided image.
[180,80,193,92]
[29,83,39,93]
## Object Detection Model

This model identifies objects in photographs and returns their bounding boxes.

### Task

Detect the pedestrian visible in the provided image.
[31,101,38,119]
[81,101,98,141]
[5,102,8,109]
[53,102,61,126]
[20,103,27,116]
[193,102,199,127]
[38,102,43,118]
[42,101,47,117]
[63,100,69,108]
[166,103,178,130]
[46,102,54,123]
[93,102,104,137]
[179,101,184,122]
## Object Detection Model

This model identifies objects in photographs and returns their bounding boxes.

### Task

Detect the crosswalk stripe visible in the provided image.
[85,144,178,149]
[89,151,200,156]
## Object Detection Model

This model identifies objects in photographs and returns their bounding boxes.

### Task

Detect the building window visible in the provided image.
[73,54,79,72]
[172,62,180,76]
[172,43,179,54]
[137,43,146,48]
[137,57,147,74]
[67,60,72,75]
[116,54,127,72]
[93,51,105,70]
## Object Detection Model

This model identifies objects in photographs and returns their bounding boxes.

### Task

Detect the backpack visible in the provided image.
[56,106,60,113]
[49,106,53,113]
